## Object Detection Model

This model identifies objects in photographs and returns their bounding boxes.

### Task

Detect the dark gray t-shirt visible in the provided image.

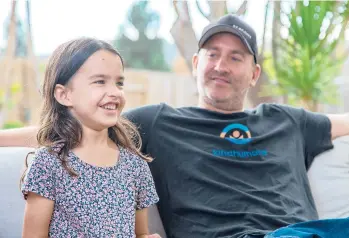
[124,103,333,238]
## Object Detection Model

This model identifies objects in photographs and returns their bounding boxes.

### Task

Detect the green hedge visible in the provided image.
[2,121,24,129]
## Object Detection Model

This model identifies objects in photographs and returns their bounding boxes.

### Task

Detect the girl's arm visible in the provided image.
[135,157,161,238]
[135,208,150,238]
[0,126,39,147]
[22,192,54,238]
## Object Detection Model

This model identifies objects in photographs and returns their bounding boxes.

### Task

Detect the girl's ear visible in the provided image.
[54,84,72,107]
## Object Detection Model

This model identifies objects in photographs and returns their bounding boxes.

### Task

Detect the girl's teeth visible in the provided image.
[102,105,116,110]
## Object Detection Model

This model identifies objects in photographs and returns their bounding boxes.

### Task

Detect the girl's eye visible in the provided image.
[116,82,124,87]
[94,80,105,84]
[207,53,217,58]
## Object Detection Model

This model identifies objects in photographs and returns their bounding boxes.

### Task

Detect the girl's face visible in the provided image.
[55,49,126,131]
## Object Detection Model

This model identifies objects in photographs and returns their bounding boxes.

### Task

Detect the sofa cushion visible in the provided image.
[308,135,349,219]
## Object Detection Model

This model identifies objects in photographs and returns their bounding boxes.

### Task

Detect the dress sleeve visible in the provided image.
[135,159,159,210]
[21,147,58,201]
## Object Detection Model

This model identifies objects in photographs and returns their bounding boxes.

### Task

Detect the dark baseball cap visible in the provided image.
[198,14,258,63]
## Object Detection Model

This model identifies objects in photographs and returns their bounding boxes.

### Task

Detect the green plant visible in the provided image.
[2,121,23,129]
[262,1,349,111]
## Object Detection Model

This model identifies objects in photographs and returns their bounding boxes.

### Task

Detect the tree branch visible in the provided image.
[272,1,281,65]
[5,0,17,58]
[172,0,191,22]
[208,1,226,21]
[236,0,248,16]
[172,0,180,18]
[260,0,271,59]
[170,0,197,71]
[196,0,210,21]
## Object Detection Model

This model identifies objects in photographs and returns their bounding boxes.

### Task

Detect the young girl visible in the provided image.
[20,38,160,238]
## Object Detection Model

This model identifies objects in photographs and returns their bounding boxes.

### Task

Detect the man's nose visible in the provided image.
[214,58,229,74]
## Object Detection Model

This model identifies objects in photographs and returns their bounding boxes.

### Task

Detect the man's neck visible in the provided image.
[198,100,244,114]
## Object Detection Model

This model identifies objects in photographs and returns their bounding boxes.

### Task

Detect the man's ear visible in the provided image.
[192,53,199,78]
[54,84,72,107]
[250,63,261,87]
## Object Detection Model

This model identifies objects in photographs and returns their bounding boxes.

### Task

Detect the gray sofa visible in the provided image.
[1,136,349,237]
[308,135,349,219]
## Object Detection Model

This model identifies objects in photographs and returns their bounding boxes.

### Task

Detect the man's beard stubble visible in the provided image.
[204,72,250,112]
[203,93,245,112]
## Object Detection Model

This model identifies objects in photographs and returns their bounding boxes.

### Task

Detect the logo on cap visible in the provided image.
[232,24,252,39]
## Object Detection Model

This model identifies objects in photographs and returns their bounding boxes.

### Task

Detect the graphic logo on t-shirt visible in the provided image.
[213,123,268,158]
[220,123,252,145]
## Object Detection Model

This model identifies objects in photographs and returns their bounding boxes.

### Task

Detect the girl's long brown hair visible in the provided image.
[20,38,151,185]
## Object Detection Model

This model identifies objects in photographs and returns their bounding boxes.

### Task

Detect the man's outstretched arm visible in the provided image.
[0,126,38,147]
[327,113,349,140]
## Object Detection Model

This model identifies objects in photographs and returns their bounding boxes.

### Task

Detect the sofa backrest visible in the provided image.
[0,147,31,237]
[308,135,349,219]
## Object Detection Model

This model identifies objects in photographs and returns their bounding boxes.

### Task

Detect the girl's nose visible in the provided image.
[107,84,121,97]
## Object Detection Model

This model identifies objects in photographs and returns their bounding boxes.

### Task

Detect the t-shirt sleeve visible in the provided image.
[302,109,333,168]
[135,159,159,210]
[21,147,58,201]
[277,104,333,169]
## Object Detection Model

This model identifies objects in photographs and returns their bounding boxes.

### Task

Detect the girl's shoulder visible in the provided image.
[119,146,147,167]
[31,145,63,169]
[22,146,63,201]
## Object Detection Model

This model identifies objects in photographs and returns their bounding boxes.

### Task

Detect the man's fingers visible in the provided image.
[148,233,161,238]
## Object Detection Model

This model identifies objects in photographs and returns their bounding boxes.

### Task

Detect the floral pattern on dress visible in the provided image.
[22,145,159,238]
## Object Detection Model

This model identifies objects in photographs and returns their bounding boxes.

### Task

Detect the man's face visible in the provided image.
[192,33,261,112]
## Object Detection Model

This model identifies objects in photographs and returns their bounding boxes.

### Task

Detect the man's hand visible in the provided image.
[136,234,161,238]
[148,234,161,238]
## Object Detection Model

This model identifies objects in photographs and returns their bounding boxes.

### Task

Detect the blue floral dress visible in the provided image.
[22,145,159,237]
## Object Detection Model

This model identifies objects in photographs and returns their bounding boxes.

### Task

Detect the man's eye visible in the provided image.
[231,57,242,62]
